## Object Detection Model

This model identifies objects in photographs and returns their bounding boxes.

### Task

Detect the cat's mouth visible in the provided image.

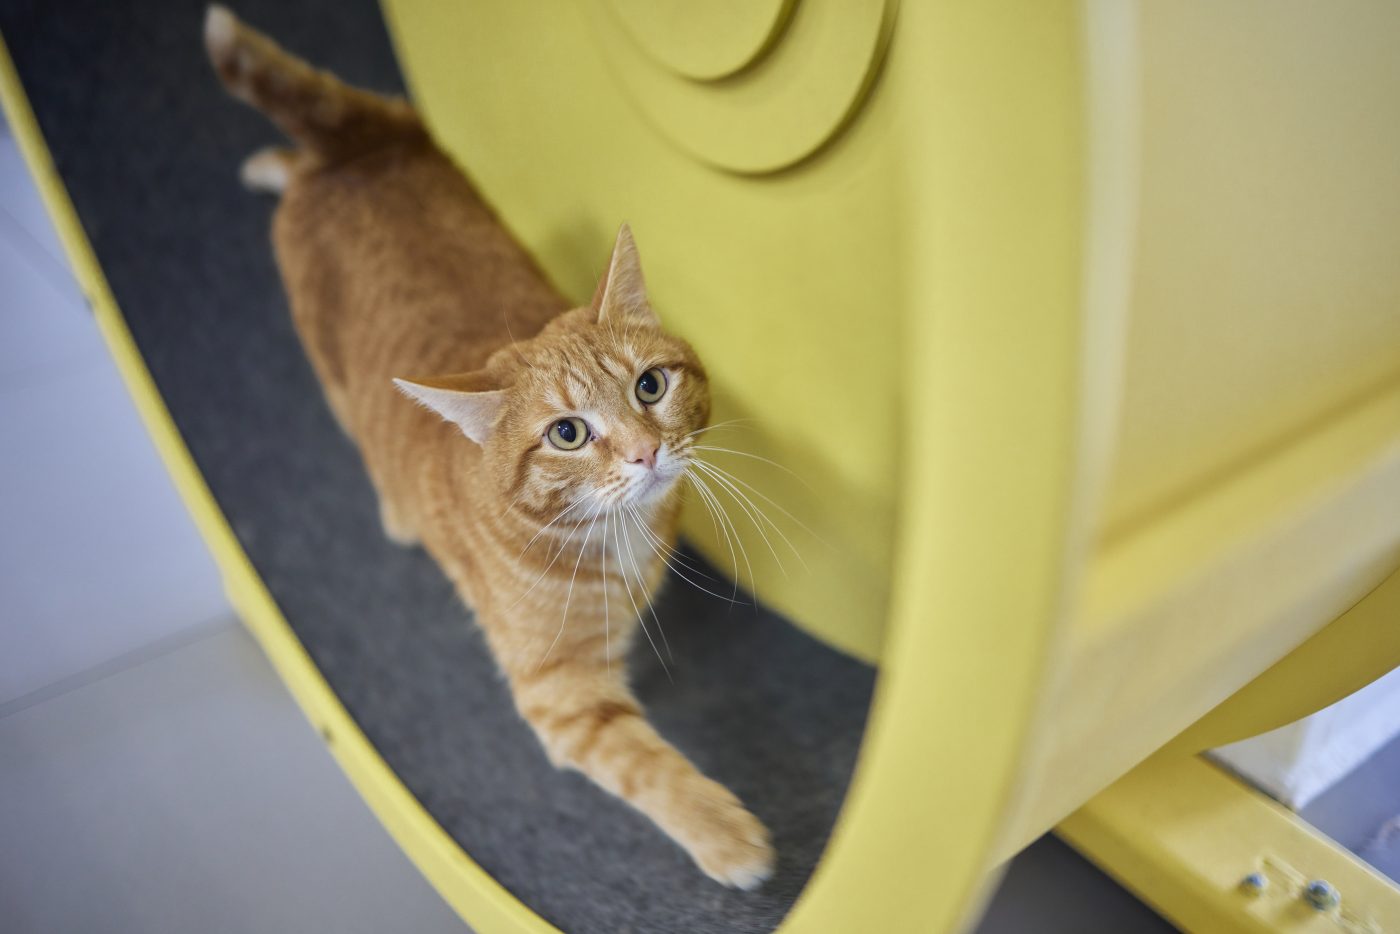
[626,464,683,507]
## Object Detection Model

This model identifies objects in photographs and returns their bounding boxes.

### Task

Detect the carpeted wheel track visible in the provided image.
[0,1,877,931]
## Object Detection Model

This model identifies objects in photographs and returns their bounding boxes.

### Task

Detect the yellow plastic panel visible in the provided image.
[1009,377,1400,852]
[1106,1,1400,532]
[382,0,904,661]
[1164,566,1400,757]
[1061,754,1400,934]
[997,1,1400,851]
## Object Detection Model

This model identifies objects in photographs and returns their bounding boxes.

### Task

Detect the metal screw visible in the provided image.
[1239,872,1268,896]
[1303,879,1340,911]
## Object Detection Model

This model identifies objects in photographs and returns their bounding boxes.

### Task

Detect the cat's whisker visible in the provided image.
[692,459,808,571]
[684,468,740,604]
[508,534,575,610]
[501,311,538,373]
[691,457,825,544]
[509,498,597,610]
[691,462,789,576]
[612,507,671,682]
[600,509,611,674]
[687,469,752,602]
[641,531,715,582]
[683,418,753,441]
[624,503,719,581]
[625,518,700,575]
[496,488,528,523]
[536,501,605,672]
[683,464,723,539]
[624,503,741,605]
[690,444,814,490]
[601,472,648,510]
[690,470,749,595]
[690,460,798,576]
[604,308,625,348]
[592,477,627,504]
[623,507,676,663]
[516,495,588,562]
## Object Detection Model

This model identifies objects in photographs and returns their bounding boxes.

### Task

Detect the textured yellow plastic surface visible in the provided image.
[995,1,1400,849]
[1061,754,1400,934]
[1165,566,1400,759]
[1012,376,1400,850]
[1104,2,1400,533]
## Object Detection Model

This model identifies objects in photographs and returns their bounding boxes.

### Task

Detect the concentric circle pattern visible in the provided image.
[608,0,794,80]
[590,0,897,173]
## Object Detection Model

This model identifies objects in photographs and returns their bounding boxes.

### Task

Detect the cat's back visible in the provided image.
[272,137,565,385]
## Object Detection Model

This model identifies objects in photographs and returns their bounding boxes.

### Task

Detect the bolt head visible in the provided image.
[1303,879,1340,911]
[1239,872,1268,896]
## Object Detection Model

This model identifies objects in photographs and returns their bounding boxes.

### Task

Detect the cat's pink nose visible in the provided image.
[626,444,659,470]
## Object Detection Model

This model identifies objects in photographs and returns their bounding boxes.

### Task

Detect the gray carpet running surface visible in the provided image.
[0,1,877,931]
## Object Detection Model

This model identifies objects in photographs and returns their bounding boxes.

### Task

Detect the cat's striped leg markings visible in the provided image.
[512,655,775,889]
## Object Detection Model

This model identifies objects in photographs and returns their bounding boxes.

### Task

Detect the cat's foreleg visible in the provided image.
[509,654,775,889]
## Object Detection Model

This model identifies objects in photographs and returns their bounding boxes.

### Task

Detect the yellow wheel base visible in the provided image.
[1060,754,1400,934]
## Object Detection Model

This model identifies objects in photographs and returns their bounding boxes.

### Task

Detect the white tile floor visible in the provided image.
[0,120,465,934]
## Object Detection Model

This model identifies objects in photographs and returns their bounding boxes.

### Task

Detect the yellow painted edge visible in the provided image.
[777,2,1088,930]
[1163,566,1400,757]
[0,33,556,934]
[1060,753,1400,934]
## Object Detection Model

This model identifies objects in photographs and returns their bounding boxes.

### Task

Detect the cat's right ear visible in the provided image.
[393,372,507,445]
[591,223,660,328]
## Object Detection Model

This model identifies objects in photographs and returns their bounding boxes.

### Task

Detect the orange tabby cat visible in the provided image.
[204,5,774,889]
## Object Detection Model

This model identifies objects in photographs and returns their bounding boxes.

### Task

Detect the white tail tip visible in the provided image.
[204,5,238,58]
[240,147,292,194]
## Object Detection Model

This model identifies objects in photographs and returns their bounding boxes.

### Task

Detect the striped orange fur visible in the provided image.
[204,5,775,888]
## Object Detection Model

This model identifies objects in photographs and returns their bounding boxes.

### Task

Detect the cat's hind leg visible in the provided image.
[240,146,297,194]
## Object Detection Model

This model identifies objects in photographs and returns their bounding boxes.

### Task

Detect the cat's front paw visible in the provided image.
[679,778,775,890]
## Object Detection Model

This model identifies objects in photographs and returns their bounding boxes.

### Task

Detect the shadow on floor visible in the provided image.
[977,835,1176,933]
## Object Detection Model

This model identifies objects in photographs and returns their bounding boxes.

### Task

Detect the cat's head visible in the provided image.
[395,225,709,521]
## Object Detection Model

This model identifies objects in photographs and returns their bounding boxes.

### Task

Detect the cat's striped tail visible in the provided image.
[203,5,424,190]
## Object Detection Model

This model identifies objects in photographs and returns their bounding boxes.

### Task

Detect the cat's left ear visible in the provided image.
[393,371,507,445]
[591,223,660,328]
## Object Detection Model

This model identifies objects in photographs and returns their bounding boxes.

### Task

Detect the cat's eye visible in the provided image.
[635,368,667,405]
[547,417,589,451]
